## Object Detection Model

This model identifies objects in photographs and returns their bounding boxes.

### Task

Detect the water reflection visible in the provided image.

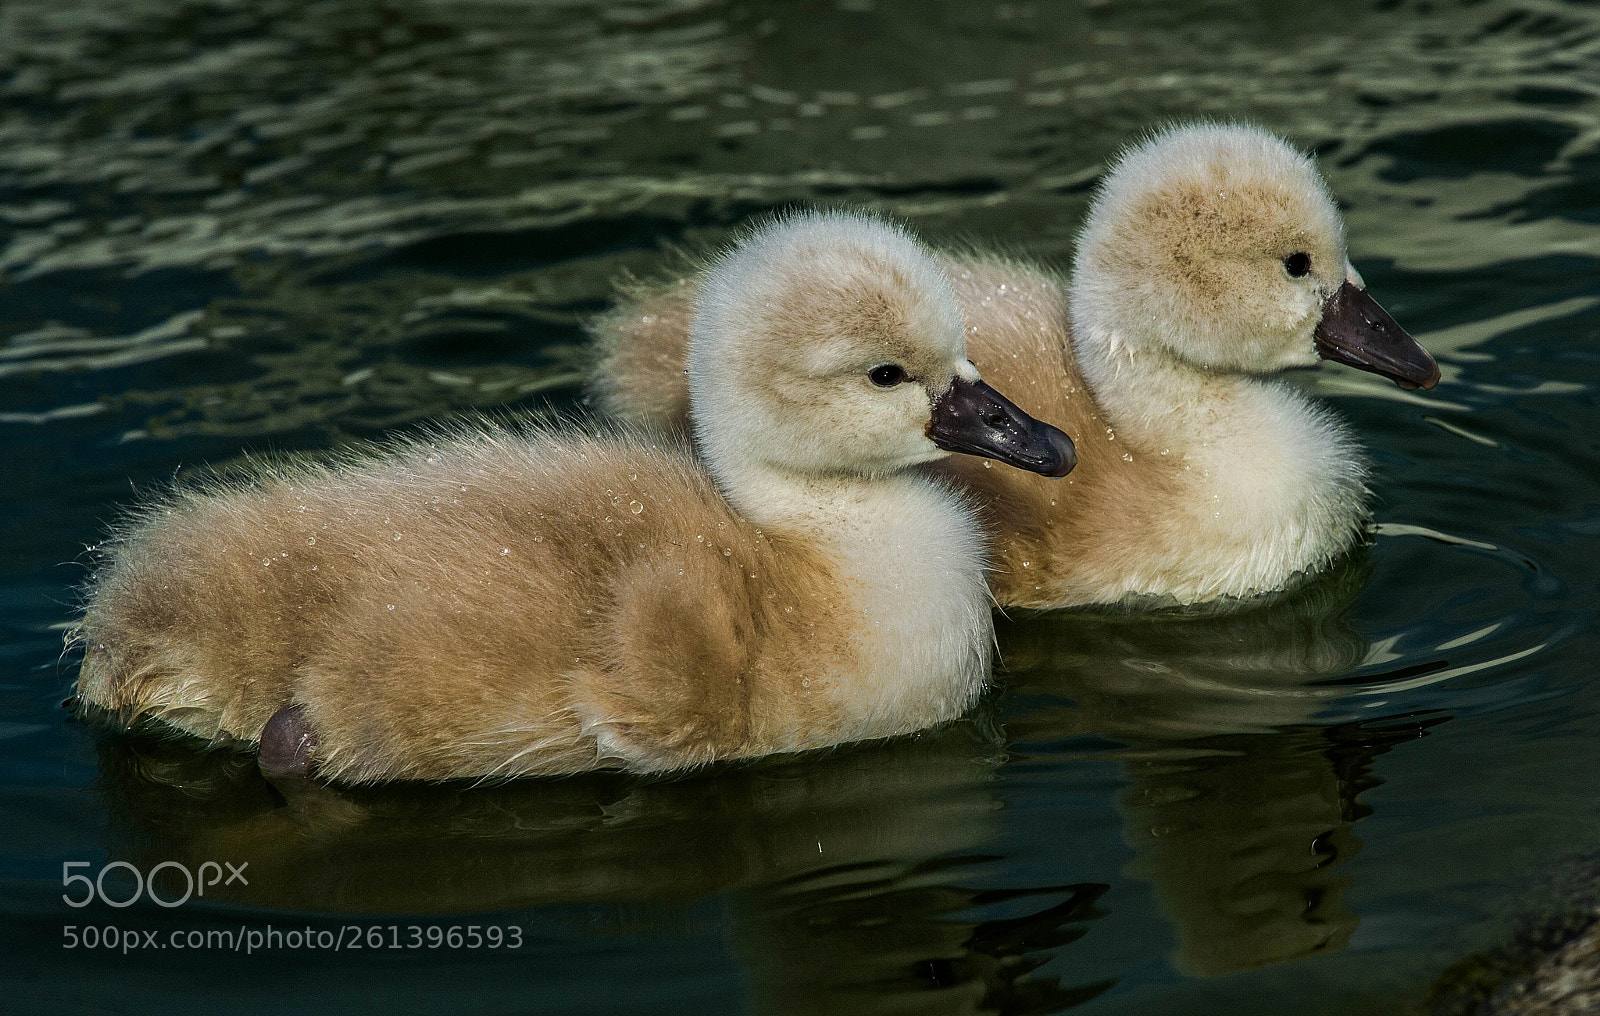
[998,556,1444,977]
[734,870,1115,1014]
[97,722,1008,911]
[1114,718,1436,977]
[1001,557,1372,740]
[96,716,1124,1010]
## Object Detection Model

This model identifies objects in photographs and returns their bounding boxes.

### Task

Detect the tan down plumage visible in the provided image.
[73,211,1063,782]
[591,124,1439,608]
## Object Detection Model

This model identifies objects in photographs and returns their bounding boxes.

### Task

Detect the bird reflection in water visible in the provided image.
[999,553,1447,977]
[93,714,1118,1012]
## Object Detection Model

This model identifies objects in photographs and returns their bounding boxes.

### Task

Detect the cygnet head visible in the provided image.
[688,210,1075,494]
[1073,123,1439,389]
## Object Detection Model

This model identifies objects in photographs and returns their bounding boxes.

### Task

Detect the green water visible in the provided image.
[3,1,1598,1013]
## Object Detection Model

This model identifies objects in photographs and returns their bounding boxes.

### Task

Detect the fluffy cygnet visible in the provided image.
[588,124,1440,608]
[72,211,1074,782]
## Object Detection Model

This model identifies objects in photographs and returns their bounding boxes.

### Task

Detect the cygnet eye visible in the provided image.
[1283,252,1312,278]
[869,364,908,387]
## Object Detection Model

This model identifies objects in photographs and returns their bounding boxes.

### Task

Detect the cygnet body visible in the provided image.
[590,124,1439,608]
[72,211,1074,782]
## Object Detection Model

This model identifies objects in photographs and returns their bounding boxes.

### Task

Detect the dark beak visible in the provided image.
[1314,280,1440,390]
[928,376,1076,477]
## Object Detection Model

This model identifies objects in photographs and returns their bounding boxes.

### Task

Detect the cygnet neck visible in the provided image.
[700,447,916,539]
[1070,301,1282,471]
